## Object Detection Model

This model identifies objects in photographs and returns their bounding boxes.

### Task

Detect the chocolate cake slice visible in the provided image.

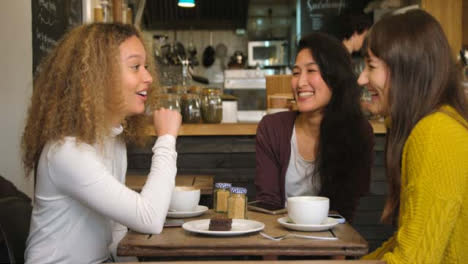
[208,216,232,231]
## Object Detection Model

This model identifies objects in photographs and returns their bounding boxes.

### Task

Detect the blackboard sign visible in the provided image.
[32,0,82,74]
[299,0,349,37]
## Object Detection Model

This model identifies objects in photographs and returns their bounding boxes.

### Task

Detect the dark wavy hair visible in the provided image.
[332,13,372,41]
[365,10,468,223]
[297,33,373,219]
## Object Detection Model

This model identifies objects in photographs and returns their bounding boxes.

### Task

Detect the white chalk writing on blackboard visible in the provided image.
[68,0,82,28]
[69,0,80,16]
[36,29,58,54]
[37,0,58,26]
[306,0,347,15]
[38,0,57,12]
[37,12,56,26]
[303,0,347,30]
[32,0,82,74]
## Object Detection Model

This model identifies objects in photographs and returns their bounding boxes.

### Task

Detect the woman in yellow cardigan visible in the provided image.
[358,9,468,263]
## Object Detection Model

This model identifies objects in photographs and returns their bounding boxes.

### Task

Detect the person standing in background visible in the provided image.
[22,23,182,263]
[331,13,374,110]
[255,32,374,223]
[332,13,372,55]
[359,10,468,263]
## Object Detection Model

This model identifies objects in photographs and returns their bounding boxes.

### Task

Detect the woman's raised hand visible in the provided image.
[152,108,182,137]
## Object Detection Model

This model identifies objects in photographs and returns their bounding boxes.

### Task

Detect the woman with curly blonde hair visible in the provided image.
[22,23,181,263]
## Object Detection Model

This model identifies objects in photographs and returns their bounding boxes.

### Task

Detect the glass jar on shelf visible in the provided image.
[181,58,191,87]
[213,183,232,213]
[180,93,201,123]
[93,5,104,22]
[188,85,203,95]
[201,88,223,123]
[150,93,181,113]
[227,187,247,219]
[100,0,112,22]
[167,85,187,94]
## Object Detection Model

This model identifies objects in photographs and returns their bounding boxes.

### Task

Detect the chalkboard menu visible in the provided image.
[299,0,349,37]
[32,0,82,74]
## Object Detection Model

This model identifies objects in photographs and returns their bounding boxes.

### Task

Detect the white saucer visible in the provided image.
[183,219,264,236]
[277,217,339,231]
[167,205,208,218]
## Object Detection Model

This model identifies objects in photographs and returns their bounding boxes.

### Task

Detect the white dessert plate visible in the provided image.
[167,205,208,218]
[277,217,339,232]
[182,219,265,236]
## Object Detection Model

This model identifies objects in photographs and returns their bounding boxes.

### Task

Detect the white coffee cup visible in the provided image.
[287,196,329,225]
[169,186,200,212]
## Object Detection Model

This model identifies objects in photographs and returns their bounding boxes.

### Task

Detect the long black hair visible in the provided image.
[297,33,373,220]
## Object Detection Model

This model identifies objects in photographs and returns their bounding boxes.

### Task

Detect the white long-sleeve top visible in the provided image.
[25,126,177,264]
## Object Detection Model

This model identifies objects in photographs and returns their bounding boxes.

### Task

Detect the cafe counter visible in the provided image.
[145,119,386,136]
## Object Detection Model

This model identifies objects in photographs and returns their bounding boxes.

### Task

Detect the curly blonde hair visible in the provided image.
[22,23,159,177]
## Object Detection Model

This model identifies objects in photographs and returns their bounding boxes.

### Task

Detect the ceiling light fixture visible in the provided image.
[178,0,195,8]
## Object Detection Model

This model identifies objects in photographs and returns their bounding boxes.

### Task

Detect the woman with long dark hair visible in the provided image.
[359,10,468,263]
[255,32,374,222]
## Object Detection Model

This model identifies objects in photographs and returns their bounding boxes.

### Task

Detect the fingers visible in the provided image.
[152,108,182,137]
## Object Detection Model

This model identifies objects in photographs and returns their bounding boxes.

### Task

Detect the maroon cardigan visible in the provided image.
[255,111,374,222]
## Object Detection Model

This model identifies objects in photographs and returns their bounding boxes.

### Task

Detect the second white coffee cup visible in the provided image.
[287,196,329,225]
[169,186,200,212]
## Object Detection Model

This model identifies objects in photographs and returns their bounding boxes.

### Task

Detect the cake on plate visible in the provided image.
[208,216,232,231]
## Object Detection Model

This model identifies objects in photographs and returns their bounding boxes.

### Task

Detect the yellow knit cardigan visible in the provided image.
[363,105,468,263]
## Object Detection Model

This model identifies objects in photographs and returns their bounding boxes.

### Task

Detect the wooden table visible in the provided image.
[118,210,368,259]
[126,174,214,195]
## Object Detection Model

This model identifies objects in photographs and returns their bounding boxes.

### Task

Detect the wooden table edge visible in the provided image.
[118,246,368,257]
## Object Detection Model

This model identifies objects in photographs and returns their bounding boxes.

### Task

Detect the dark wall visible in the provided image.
[127,134,395,252]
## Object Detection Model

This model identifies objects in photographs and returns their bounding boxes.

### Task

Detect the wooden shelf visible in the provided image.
[146,120,386,136]
[146,123,258,136]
